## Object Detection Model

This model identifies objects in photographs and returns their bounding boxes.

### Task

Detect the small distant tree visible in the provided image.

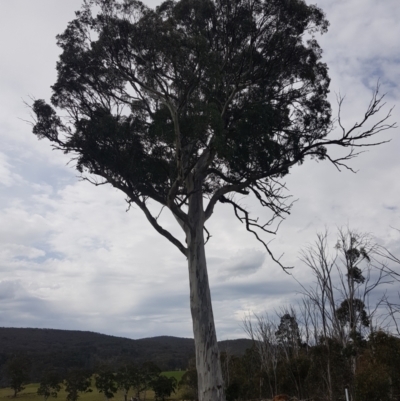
[151,375,177,401]
[95,367,118,401]
[275,310,307,399]
[116,362,161,401]
[116,363,137,401]
[336,298,370,339]
[136,362,161,401]
[276,313,302,350]
[179,359,198,401]
[179,370,198,400]
[64,369,92,401]
[6,354,31,398]
[37,371,62,401]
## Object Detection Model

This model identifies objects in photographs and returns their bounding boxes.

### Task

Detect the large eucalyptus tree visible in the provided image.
[32,0,393,400]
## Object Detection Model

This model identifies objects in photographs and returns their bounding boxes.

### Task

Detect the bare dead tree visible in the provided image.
[243,314,279,398]
[297,228,398,401]
[373,231,400,337]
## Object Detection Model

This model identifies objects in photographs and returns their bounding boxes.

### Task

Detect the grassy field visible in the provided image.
[160,371,185,382]
[0,372,187,401]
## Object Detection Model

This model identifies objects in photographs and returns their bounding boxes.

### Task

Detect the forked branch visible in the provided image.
[219,194,293,272]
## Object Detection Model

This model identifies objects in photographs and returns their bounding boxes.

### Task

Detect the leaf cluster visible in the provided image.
[151,375,177,401]
[37,371,62,401]
[34,0,331,191]
[6,354,31,397]
[95,367,118,400]
[64,369,92,401]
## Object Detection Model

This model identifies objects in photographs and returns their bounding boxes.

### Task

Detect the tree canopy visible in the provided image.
[37,371,62,401]
[65,369,92,401]
[32,0,392,263]
[95,367,118,400]
[6,354,31,398]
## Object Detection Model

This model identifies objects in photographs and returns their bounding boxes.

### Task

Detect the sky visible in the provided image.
[0,0,399,341]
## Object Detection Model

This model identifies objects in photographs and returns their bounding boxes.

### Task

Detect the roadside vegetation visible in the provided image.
[240,229,400,401]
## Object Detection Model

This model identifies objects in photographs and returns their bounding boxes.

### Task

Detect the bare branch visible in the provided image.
[134,196,188,257]
[203,226,212,245]
[220,195,293,272]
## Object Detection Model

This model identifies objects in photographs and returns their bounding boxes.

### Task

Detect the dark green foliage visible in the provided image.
[346,266,365,284]
[274,352,310,399]
[117,361,161,400]
[243,331,399,401]
[220,347,262,401]
[136,362,162,397]
[336,298,370,329]
[95,367,118,400]
[355,362,391,401]
[243,317,400,401]
[345,245,370,266]
[304,337,351,401]
[6,354,31,398]
[356,331,400,401]
[276,313,301,348]
[37,370,62,401]
[64,369,92,401]
[32,0,331,192]
[115,363,137,401]
[151,375,177,401]
[225,381,241,401]
[219,332,400,401]
[178,367,198,400]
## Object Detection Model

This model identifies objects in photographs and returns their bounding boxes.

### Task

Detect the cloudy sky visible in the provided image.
[0,0,399,341]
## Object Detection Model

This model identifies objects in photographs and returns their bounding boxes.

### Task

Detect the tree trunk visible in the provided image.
[186,188,225,401]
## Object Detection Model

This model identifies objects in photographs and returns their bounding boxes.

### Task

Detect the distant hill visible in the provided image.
[0,327,253,384]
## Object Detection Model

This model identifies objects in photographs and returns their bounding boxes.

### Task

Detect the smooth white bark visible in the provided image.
[186,188,225,401]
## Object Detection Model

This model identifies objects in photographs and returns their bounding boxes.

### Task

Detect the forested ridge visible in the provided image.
[0,327,252,384]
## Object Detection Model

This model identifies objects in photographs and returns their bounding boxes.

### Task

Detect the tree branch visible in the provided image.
[133,196,188,257]
[220,195,293,272]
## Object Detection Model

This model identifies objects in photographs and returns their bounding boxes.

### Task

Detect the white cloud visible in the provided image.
[0,280,23,300]
[217,249,266,279]
[0,207,51,245]
[0,152,24,187]
[0,244,45,261]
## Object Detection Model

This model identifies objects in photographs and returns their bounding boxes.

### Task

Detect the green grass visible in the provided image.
[0,372,187,401]
[160,371,185,382]
[0,383,40,400]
